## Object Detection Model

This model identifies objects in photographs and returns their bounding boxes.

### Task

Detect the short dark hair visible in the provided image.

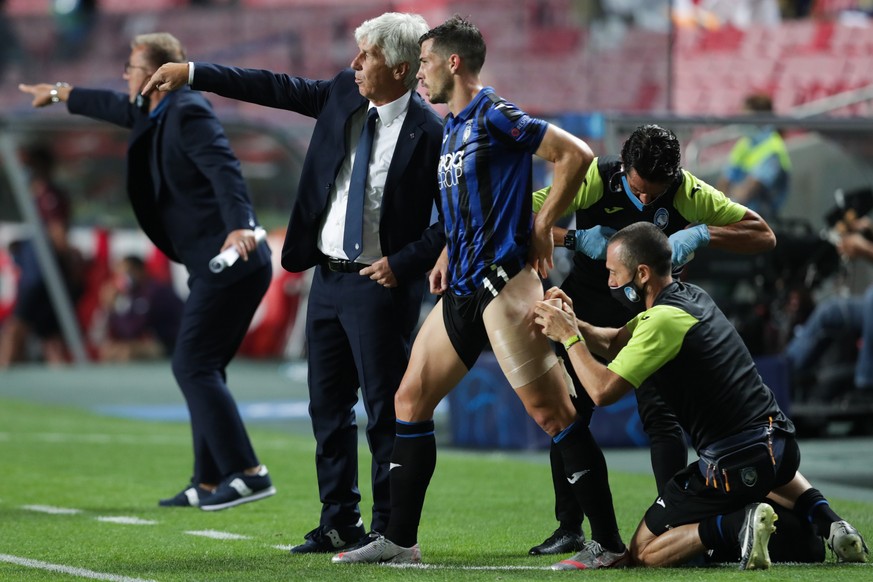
[419,14,486,74]
[121,255,146,272]
[744,93,773,113]
[620,124,682,183]
[609,222,672,277]
[22,143,55,176]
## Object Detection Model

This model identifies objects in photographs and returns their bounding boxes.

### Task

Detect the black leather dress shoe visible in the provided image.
[529,527,586,555]
[289,524,366,554]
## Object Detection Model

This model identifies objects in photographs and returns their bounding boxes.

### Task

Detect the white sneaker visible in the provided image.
[550,540,630,570]
[199,465,275,511]
[331,534,421,564]
[827,520,869,563]
[738,503,777,570]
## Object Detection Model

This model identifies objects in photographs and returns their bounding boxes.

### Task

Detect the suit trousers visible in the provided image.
[171,263,272,484]
[306,265,424,533]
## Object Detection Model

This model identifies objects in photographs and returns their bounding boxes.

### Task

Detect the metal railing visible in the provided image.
[684,83,873,168]
[0,129,89,365]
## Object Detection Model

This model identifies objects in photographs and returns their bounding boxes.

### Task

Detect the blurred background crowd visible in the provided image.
[2,0,873,435]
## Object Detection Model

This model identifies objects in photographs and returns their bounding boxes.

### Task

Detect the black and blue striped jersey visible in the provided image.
[439,87,548,296]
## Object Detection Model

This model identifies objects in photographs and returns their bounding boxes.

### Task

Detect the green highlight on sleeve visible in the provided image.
[673,171,747,226]
[531,158,604,216]
[607,305,698,388]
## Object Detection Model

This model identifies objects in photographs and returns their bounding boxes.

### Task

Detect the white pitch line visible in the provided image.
[97,516,158,525]
[387,564,552,570]
[21,504,82,515]
[271,545,550,570]
[0,554,156,582]
[184,530,251,540]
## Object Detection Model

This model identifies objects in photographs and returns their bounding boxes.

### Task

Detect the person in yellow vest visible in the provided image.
[718,93,791,221]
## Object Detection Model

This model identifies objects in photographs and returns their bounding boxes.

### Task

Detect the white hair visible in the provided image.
[355,12,429,90]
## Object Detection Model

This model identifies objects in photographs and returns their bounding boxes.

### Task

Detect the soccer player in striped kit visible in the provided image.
[332,15,625,568]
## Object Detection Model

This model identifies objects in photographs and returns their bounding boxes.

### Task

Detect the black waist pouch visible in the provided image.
[698,425,775,494]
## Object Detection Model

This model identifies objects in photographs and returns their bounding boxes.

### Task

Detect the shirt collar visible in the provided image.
[748,126,775,146]
[149,91,175,120]
[449,86,493,123]
[370,90,412,127]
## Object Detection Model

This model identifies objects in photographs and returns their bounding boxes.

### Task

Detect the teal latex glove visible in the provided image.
[576,226,617,260]
[669,224,710,266]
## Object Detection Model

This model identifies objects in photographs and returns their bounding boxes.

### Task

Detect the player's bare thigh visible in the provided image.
[483,266,575,433]
[394,297,468,422]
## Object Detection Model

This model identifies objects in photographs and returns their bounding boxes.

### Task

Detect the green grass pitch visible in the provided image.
[0,398,870,581]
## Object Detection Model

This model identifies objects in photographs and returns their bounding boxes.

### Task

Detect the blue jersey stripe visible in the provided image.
[439,87,547,295]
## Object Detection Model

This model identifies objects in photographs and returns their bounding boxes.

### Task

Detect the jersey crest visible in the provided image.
[462,120,473,145]
[654,207,670,229]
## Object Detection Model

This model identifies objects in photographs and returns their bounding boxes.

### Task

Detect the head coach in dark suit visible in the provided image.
[20,33,277,511]
[145,12,445,551]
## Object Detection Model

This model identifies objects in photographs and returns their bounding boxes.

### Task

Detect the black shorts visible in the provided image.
[644,434,800,535]
[442,261,522,370]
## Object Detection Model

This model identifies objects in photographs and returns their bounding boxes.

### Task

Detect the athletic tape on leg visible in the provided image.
[556,356,576,398]
[490,321,560,388]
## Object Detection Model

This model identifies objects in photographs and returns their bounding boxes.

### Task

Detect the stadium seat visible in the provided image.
[0,248,18,324]
[238,230,305,359]
[6,0,49,15]
[99,0,187,13]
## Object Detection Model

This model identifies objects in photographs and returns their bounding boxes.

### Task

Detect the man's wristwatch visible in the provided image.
[49,82,69,104]
[563,230,577,250]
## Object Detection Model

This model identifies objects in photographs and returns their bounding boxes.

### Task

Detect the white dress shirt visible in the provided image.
[317,91,412,264]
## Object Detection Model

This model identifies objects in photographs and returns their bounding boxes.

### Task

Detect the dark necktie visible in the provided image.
[343,107,378,261]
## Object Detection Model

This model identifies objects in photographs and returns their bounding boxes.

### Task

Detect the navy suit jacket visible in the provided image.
[67,86,270,286]
[192,65,444,283]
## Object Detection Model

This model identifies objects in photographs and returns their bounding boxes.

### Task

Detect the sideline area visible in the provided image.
[2,358,872,505]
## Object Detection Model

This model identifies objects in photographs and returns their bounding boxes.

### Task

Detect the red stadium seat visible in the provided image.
[98,0,187,13]
[238,230,305,359]
[5,0,49,15]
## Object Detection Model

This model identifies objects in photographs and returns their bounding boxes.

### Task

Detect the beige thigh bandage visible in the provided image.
[484,266,574,393]
[490,321,560,388]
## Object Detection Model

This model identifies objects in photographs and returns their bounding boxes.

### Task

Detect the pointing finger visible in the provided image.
[141,78,157,96]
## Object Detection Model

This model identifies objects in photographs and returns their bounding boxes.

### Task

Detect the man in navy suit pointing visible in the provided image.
[20,32,276,511]
[145,12,444,552]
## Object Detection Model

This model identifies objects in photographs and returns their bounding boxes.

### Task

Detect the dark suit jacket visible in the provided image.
[192,65,444,283]
[67,86,270,286]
